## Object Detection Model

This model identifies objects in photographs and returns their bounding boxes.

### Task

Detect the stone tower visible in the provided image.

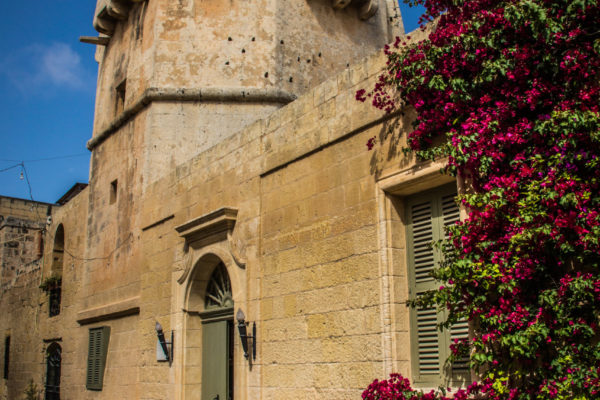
[78,0,402,303]
[66,1,405,398]
[85,0,402,185]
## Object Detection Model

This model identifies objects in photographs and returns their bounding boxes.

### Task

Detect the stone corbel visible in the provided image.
[357,0,378,20]
[330,0,378,20]
[93,0,142,36]
[332,0,352,10]
[94,6,116,36]
[106,0,131,20]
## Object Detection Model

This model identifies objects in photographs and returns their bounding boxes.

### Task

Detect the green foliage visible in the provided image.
[22,379,40,400]
[361,0,600,398]
[39,274,61,292]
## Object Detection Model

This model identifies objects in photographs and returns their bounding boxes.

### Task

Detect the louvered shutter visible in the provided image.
[407,184,467,386]
[441,193,470,379]
[86,326,110,390]
[407,197,441,383]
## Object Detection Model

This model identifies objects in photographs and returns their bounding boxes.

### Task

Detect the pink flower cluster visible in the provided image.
[359,0,600,398]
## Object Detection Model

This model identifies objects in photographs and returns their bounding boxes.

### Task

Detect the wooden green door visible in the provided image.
[201,263,234,400]
[202,320,232,400]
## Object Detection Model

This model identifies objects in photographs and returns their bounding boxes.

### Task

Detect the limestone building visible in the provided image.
[0,0,468,399]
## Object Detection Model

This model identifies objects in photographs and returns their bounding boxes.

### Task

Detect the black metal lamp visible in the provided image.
[236,309,256,362]
[155,321,173,365]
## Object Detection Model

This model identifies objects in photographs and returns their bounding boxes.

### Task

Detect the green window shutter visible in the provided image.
[86,326,110,390]
[407,184,463,386]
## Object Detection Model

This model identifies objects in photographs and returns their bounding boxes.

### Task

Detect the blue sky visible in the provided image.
[0,1,425,204]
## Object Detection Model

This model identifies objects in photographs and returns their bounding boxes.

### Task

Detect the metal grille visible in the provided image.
[45,343,61,400]
[49,286,61,317]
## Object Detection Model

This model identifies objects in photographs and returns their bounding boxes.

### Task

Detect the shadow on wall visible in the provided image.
[369,108,418,180]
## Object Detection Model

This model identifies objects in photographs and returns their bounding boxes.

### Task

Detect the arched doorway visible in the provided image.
[45,342,61,400]
[185,257,234,400]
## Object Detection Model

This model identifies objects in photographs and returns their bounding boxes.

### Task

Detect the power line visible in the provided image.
[0,153,89,163]
[0,227,133,262]
[25,153,90,163]
[0,163,22,173]
[1,163,134,262]
[21,163,35,203]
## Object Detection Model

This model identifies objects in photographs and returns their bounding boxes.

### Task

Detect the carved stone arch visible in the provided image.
[184,251,233,311]
[179,243,240,286]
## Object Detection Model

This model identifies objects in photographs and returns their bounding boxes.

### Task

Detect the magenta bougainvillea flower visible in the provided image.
[360,0,600,398]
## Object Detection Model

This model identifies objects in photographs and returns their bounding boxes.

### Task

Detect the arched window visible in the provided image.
[205,263,234,309]
[45,342,61,400]
[48,225,64,317]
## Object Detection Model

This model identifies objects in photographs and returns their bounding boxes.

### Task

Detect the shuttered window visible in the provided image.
[86,326,110,390]
[406,184,469,386]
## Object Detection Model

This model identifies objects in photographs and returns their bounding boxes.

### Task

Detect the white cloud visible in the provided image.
[43,43,87,88]
[0,42,94,94]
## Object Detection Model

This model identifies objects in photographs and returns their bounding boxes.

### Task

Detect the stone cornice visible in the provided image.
[76,296,140,325]
[175,208,238,245]
[86,87,297,151]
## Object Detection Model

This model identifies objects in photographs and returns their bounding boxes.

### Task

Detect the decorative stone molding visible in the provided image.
[331,0,379,20]
[76,296,140,325]
[87,87,296,151]
[377,159,453,196]
[176,208,238,245]
[175,208,247,283]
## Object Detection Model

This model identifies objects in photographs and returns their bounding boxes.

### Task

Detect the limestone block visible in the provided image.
[261,316,307,342]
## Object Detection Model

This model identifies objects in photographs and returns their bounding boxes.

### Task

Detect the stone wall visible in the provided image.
[0,197,54,400]
[131,27,439,400]
[0,197,51,289]
[0,15,452,400]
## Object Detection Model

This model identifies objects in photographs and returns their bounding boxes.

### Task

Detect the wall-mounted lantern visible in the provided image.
[155,321,173,365]
[236,309,256,363]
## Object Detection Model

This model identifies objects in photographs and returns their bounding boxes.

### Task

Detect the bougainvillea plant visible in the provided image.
[358,0,600,399]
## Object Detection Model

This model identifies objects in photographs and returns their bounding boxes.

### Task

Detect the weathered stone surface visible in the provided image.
[0,3,448,399]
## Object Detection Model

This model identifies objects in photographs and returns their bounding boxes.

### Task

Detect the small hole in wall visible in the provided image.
[318,52,322,57]
[251,37,255,41]
[307,59,311,63]
[228,37,232,41]
[264,72,269,78]
[280,40,284,44]
[225,61,230,65]
[110,179,118,205]
[297,57,300,62]
[242,48,245,53]
[289,77,293,82]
